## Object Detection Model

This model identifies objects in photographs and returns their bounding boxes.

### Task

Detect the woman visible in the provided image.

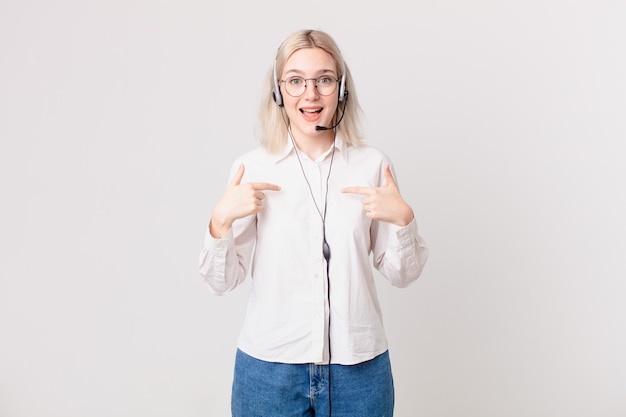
[199,29,428,417]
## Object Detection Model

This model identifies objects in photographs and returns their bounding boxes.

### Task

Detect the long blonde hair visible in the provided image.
[257,29,363,153]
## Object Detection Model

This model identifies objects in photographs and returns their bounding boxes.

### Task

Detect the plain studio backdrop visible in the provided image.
[1,0,625,416]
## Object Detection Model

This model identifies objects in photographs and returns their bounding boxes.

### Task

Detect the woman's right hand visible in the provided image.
[209,164,281,238]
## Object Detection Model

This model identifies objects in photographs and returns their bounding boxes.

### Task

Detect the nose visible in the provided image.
[302,79,320,99]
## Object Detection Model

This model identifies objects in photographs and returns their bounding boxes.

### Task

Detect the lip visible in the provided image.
[299,106,323,123]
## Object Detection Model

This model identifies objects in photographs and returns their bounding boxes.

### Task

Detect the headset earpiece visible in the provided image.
[272,60,284,107]
[338,70,347,102]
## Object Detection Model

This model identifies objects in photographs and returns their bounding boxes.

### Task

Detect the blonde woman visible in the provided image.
[199,29,428,417]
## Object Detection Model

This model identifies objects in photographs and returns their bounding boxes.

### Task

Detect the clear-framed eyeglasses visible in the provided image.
[279,75,339,97]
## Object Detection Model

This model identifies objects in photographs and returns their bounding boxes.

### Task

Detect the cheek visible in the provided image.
[324,97,340,113]
[282,97,300,115]
[283,107,300,125]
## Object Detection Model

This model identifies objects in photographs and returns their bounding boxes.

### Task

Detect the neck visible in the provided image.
[289,129,335,160]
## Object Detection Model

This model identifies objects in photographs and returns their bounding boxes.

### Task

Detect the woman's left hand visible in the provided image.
[341,165,415,227]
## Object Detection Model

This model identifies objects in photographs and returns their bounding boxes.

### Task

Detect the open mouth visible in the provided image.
[300,108,322,114]
[299,107,323,123]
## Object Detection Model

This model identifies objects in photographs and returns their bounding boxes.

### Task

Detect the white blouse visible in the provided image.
[199,138,428,365]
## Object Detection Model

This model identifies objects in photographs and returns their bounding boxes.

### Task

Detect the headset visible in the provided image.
[272,59,347,107]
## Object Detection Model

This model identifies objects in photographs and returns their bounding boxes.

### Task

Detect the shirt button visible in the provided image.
[313,274,320,279]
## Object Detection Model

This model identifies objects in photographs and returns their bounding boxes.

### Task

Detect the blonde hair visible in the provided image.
[256,29,363,153]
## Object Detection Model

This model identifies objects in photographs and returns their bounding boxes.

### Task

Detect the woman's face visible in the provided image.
[280,47,340,139]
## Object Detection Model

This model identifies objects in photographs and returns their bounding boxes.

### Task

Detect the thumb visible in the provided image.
[229,164,245,187]
[384,165,397,187]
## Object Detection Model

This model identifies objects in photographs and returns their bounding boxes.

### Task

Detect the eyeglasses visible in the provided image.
[279,75,339,97]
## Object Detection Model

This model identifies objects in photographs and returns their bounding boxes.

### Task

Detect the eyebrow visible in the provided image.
[283,68,337,77]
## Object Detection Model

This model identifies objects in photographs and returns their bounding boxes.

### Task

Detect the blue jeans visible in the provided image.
[231,349,394,417]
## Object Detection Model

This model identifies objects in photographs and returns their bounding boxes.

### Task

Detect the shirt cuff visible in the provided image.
[204,224,234,249]
[390,217,419,248]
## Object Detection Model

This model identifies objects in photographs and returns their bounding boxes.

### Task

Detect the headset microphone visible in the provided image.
[315,122,339,131]
[315,90,349,131]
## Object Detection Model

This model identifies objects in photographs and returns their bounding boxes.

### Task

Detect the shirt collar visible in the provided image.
[271,134,350,164]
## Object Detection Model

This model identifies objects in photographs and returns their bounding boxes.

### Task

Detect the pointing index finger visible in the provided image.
[251,182,281,191]
[341,186,372,195]
[229,164,281,191]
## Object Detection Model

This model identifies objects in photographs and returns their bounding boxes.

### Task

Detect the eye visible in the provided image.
[287,77,304,86]
[318,76,334,85]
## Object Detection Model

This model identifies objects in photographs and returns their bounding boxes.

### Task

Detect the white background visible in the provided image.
[1,0,625,416]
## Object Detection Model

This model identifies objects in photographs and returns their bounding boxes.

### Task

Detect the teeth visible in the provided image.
[301,109,321,113]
